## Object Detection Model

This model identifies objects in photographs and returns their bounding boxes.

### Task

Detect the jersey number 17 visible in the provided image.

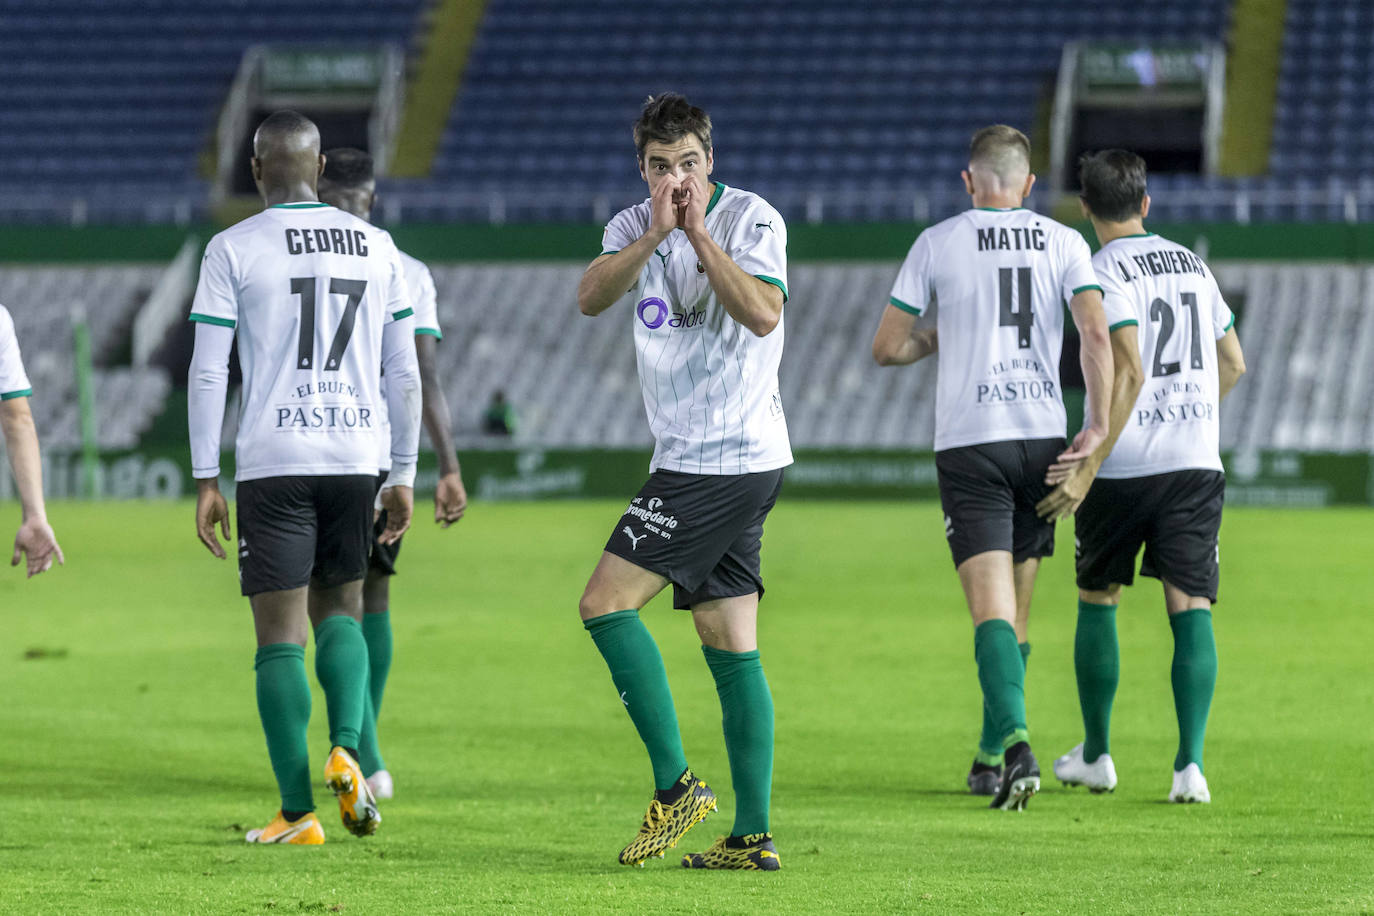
[290,276,367,371]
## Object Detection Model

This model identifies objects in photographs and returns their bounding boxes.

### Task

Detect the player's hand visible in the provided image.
[195,480,231,559]
[1036,463,1097,521]
[678,174,708,234]
[434,472,467,528]
[12,516,63,578]
[917,328,938,357]
[648,175,681,239]
[378,485,413,545]
[1045,426,1108,484]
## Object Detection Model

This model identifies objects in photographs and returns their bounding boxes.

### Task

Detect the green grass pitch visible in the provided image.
[1,498,1371,914]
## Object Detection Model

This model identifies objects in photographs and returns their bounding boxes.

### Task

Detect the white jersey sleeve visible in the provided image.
[402,252,441,338]
[888,230,936,316]
[601,205,647,255]
[189,234,239,329]
[730,200,788,301]
[1060,231,1102,302]
[1210,274,1235,338]
[0,306,32,400]
[1096,259,1138,330]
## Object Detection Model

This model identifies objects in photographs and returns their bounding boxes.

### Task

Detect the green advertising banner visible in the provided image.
[5,447,1370,506]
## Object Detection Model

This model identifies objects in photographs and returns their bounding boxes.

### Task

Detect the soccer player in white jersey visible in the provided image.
[318,147,469,802]
[1053,150,1246,804]
[0,306,63,577]
[872,125,1116,811]
[576,93,789,870]
[187,112,422,845]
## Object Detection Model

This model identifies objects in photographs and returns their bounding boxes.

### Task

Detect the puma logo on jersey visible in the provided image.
[622,527,646,550]
[754,221,774,233]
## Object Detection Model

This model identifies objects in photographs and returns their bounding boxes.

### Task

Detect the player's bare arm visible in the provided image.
[415,333,467,527]
[1059,288,1113,463]
[1038,324,1143,519]
[0,396,63,577]
[578,174,679,316]
[194,477,231,559]
[679,175,783,337]
[871,305,938,366]
[1216,328,1246,401]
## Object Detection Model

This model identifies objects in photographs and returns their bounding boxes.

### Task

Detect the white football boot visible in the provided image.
[1053,743,1118,793]
[366,769,394,801]
[1169,763,1211,803]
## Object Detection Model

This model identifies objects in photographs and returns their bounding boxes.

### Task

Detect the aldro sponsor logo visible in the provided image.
[636,296,707,331]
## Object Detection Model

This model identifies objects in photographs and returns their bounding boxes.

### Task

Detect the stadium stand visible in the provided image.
[0,266,170,450]
[0,0,426,223]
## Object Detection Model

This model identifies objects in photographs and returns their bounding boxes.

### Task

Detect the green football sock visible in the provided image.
[977,641,1030,762]
[313,615,369,752]
[703,646,774,837]
[1170,608,1217,772]
[1076,601,1119,763]
[357,685,386,777]
[254,643,314,813]
[585,610,688,791]
[974,619,1027,749]
[363,610,393,718]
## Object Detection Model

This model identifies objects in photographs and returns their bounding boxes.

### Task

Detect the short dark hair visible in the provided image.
[321,147,374,188]
[633,93,712,160]
[1078,149,1147,222]
[969,125,1030,171]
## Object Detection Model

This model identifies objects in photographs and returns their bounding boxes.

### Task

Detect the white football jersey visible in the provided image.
[189,202,413,481]
[601,183,792,474]
[0,305,32,401]
[376,248,441,471]
[890,208,1101,451]
[1091,233,1234,478]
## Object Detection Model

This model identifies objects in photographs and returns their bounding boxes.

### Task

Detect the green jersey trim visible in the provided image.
[889,295,921,315]
[1223,314,1235,333]
[415,328,442,339]
[974,206,1026,212]
[1,388,32,400]
[600,250,619,256]
[1072,284,1104,295]
[1102,232,1158,248]
[189,313,236,328]
[706,182,726,216]
[1108,319,1139,332]
[754,274,788,302]
[269,202,330,209]
[392,307,415,321]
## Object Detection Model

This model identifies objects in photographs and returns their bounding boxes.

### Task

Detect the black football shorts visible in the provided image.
[236,474,377,596]
[604,468,784,610]
[935,437,1065,568]
[1075,469,1225,601]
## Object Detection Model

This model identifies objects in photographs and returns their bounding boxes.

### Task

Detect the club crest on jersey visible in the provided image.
[696,260,706,273]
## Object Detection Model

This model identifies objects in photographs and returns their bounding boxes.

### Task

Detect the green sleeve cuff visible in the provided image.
[600,250,619,256]
[754,275,788,302]
[1,388,32,400]
[415,328,442,339]
[1223,314,1235,333]
[1108,319,1139,332]
[1072,284,1104,296]
[889,295,921,316]
[392,307,415,321]
[189,312,236,328]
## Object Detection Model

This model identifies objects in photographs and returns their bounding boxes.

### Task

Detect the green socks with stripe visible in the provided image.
[977,640,1030,764]
[1170,608,1217,772]
[313,615,369,752]
[1075,601,1120,763]
[703,646,774,837]
[974,619,1028,750]
[254,643,314,813]
[585,610,688,791]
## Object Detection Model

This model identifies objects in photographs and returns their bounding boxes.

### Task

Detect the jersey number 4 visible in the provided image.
[998,267,1033,348]
[290,277,367,371]
[1149,293,1204,378]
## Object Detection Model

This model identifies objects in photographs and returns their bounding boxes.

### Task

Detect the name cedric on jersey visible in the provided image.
[283,227,369,257]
